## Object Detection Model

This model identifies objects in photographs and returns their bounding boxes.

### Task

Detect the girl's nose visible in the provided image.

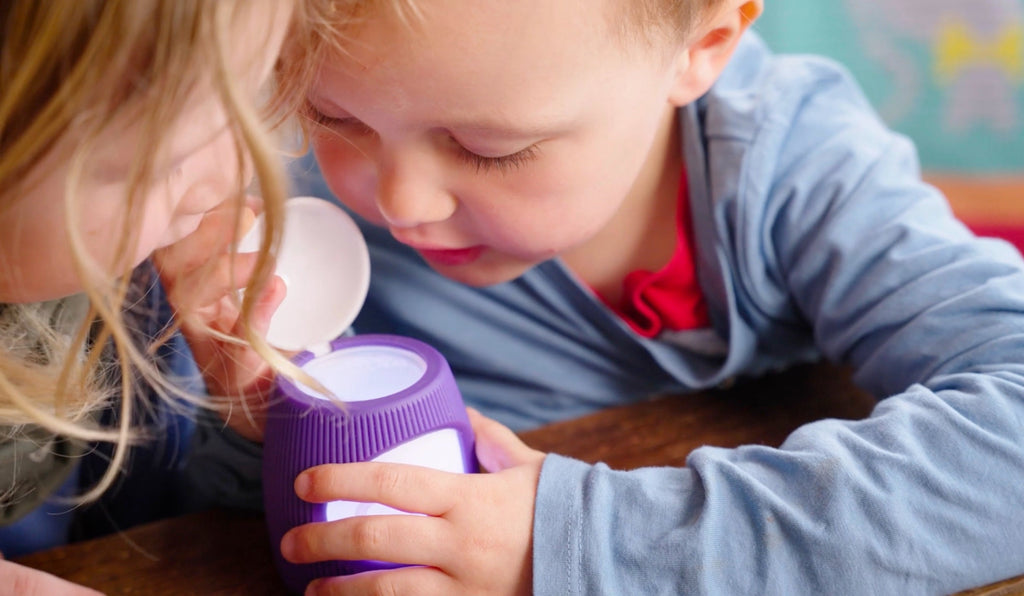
[375,156,456,229]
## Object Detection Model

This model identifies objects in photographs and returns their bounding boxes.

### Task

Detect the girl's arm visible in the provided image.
[153,201,285,442]
[153,203,281,512]
[0,558,102,596]
[178,407,264,512]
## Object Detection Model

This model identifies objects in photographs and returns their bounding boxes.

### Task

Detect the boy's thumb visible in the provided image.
[468,407,544,473]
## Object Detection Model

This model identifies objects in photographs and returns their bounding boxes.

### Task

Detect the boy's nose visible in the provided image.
[375,160,456,228]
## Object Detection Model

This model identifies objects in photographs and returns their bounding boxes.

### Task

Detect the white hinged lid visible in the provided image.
[237,196,370,352]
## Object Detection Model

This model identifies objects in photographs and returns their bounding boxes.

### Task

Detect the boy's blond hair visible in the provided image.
[275,0,730,141]
[278,0,725,62]
[617,0,726,43]
[0,0,301,501]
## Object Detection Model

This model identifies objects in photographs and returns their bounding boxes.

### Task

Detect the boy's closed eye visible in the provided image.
[449,138,540,174]
[305,103,539,175]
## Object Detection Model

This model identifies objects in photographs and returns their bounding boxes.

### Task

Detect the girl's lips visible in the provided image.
[415,245,485,266]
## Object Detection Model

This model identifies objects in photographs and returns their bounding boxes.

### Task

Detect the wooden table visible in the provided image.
[16,363,1024,595]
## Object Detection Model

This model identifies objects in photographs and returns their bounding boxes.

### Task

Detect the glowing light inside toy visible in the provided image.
[297,345,426,402]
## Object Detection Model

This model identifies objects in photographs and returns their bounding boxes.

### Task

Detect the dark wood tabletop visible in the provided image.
[16,363,1024,595]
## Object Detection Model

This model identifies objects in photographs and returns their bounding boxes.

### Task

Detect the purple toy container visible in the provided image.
[239,198,477,594]
[263,334,477,593]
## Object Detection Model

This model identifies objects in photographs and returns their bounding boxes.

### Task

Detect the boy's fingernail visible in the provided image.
[294,471,310,497]
[280,532,296,560]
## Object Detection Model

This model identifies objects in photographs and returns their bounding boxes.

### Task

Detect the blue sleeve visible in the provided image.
[531,59,1024,594]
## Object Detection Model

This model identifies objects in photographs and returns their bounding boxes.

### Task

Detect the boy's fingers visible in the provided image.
[296,463,459,517]
[282,514,451,567]
[468,407,544,472]
[305,563,456,596]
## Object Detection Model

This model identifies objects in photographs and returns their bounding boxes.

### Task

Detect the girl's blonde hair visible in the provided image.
[0,0,303,501]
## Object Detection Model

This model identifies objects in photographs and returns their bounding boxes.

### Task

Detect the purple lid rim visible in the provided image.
[275,334,446,415]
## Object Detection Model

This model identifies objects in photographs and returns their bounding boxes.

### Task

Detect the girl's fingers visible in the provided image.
[306,564,457,596]
[296,463,459,517]
[283,514,453,568]
[244,194,265,217]
[242,273,287,339]
[0,560,103,596]
[155,204,256,279]
[166,252,261,323]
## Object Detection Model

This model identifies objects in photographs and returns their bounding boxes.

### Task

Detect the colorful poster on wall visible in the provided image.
[755,0,1024,173]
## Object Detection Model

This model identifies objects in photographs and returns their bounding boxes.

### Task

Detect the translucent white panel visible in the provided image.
[324,429,465,522]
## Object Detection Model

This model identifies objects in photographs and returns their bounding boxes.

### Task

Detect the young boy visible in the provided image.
[277,0,1024,593]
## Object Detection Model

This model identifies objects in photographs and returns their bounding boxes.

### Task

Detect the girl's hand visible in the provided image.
[0,559,102,595]
[281,408,545,596]
[153,200,286,442]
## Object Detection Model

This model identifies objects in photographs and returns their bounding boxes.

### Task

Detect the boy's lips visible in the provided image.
[414,245,485,266]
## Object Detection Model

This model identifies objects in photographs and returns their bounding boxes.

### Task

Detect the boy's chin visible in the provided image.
[424,257,539,288]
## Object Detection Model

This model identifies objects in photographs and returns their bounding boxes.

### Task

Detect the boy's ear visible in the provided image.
[668,0,763,106]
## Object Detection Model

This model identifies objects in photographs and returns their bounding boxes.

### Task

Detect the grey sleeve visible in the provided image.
[0,428,84,526]
[179,409,264,512]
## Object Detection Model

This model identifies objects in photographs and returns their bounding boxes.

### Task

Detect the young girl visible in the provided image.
[0,0,314,590]
[277,0,1024,594]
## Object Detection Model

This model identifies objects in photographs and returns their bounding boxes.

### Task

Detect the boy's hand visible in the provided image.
[281,408,544,596]
[0,559,103,595]
[153,200,286,442]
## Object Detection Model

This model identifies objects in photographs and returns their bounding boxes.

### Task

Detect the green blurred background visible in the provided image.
[754,0,1024,173]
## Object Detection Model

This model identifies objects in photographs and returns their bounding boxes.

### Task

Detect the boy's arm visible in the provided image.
[533,58,1024,595]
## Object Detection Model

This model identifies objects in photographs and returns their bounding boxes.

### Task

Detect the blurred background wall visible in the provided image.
[755,0,1024,252]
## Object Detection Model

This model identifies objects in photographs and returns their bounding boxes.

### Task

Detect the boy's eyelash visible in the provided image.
[306,104,539,174]
[455,145,539,174]
[307,107,373,134]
